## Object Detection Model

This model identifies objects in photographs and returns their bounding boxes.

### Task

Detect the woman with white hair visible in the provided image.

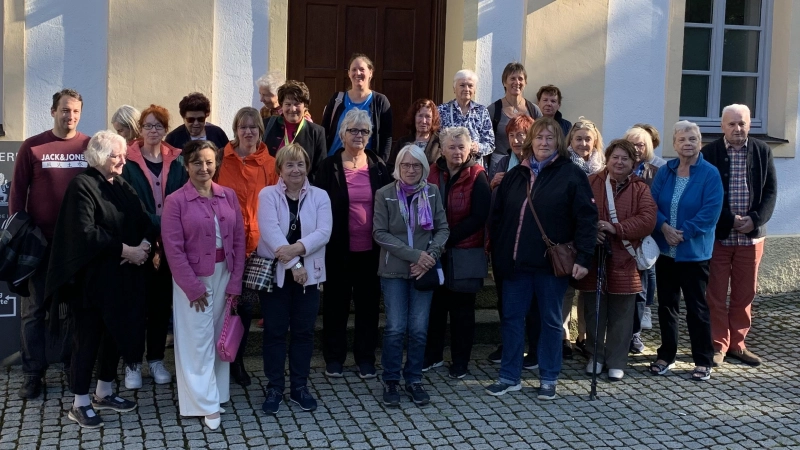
[257,72,284,119]
[649,121,723,381]
[315,109,392,379]
[322,53,393,160]
[438,69,495,166]
[373,144,449,407]
[46,130,155,428]
[111,105,141,144]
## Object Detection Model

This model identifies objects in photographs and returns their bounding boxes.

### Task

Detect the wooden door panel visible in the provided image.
[305,4,339,69]
[383,8,416,73]
[304,77,338,124]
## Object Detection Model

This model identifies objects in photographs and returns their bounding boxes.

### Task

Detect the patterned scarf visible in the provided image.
[568,147,604,175]
[529,151,558,176]
[395,180,433,231]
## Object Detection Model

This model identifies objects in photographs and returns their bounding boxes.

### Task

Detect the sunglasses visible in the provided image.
[573,121,596,130]
[185,117,207,124]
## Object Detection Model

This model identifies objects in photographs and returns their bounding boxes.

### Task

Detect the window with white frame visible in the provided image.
[680,0,772,133]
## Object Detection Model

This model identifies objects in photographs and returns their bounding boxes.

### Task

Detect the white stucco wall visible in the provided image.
[602,0,671,156]
[768,74,800,235]
[24,0,108,136]
[212,0,270,133]
[475,0,525,105]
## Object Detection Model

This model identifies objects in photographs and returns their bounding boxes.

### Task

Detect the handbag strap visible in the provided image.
[525,177,555,248]
[604,175,637,259]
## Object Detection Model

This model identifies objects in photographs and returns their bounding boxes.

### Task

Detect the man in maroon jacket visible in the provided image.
[9,89,90,399]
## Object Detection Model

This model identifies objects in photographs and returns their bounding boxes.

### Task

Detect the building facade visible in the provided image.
[2,0,799,291]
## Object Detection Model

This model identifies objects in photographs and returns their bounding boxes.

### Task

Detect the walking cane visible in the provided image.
[590,241,609,400]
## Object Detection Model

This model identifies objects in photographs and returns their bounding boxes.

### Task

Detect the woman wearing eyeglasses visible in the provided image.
[121,104,188,390]
[215,106,279,386]
[561,116,606,359]
[314,109,392,379]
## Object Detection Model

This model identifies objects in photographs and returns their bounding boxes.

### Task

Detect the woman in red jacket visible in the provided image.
[574,139,656,381]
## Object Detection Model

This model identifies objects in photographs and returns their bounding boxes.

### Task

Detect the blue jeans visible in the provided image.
[499,269,568,385]
[380,278,434,384]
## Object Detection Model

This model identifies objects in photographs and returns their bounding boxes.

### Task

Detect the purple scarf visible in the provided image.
[395,180,433,232]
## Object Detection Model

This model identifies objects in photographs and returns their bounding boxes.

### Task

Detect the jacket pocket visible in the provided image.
[313,257,324,279]
[188,255,200,264]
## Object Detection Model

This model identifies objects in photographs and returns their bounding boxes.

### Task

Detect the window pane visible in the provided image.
[685,0,713,23]
[722,30,760,72]
[683,28,712,70]
[725,0,761,26]
[719,76,757,117]
[680,75,709,117]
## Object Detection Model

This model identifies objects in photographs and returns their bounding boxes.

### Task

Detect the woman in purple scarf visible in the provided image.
[373,144,449,407]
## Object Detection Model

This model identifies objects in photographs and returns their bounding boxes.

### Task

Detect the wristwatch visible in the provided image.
[293,262,303,270]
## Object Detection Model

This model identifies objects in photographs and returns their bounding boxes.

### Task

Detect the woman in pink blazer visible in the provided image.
[257,143,332,415]
[161,140,246,430]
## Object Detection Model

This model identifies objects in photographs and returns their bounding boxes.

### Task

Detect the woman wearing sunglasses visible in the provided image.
[165,92,229,151]
[314,109,392,379]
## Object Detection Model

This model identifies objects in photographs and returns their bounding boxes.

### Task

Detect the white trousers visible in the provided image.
[173,261,231,417]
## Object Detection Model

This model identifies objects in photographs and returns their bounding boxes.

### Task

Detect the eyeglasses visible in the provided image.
[573,122,596,130]
[633,142,646,150]
[399,163,423,171]
[185,117,207,124]
[142,123,165,131]
[346,128,370,136]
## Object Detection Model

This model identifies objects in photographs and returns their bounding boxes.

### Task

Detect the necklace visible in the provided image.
[503,96,525,115]
[343,152,366,169]
[285,190,301,201]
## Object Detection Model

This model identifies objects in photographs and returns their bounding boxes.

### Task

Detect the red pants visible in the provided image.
[706,240,764,352]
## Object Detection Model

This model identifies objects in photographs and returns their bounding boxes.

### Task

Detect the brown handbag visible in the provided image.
[526,179,577,277]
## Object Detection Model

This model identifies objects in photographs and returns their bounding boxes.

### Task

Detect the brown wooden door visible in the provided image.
[287,0,446,143]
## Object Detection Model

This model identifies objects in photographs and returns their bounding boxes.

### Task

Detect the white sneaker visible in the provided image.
[148,360,172,384]
[641,307,653,330]
[125,363,142,389]
[585,360,603,375]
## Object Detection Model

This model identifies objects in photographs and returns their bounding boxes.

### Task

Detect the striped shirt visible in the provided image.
[721,138,754,246]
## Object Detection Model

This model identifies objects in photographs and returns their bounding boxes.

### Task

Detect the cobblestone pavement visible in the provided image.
[2,293,799,449]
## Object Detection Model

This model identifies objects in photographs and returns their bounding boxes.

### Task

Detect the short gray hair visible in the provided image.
[338,109,373,142]
[453,69,478,88]
[111,105,141,138]
[439,126,472,146]
[85,130,127,168]
[256,71,283,93]
[392,144,430,181]
[673,120,702,143]
[721,103,751,119]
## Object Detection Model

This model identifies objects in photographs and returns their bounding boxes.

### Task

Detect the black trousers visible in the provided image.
[424,287,476,371]
[496,275,540,358]
[655,257,714,367]
[144,263,172,362]
[70,305,124,395]
[322,250,381,366]
[234,287,258,365]
[261,277,319,391]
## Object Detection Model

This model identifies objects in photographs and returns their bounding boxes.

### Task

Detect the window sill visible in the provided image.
[700,133,789,144]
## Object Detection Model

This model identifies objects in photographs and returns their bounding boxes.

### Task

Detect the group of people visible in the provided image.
[9,55,776,429]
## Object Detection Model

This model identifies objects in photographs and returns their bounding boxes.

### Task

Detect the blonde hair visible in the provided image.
[439,126,472,146]
[275,143,311,174]
[231,107,265,147]
[111,105,141,140]
[624,126,655,163]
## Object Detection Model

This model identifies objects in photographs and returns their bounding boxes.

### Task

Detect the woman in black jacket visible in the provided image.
[262,80,327,182]
[486,117,597,400]
[386,99,441,174]
[314,109,392,379]
[321,53,393,161]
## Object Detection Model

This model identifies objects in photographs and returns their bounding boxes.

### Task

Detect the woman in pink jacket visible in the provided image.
[161,140,246,430]
[257,143,332,415]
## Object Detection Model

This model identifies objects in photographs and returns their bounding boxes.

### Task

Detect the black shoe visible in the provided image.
[448,367,468,379]
[562,340,573,359]
[18,374,42,399]
[262,387,283,415]
[574,339,589,358]
[523,353,539,370]
[325,362,343,378]
[92,394,137,412]
[67,405,104,428]
[289,386,318,412]
[357,363,377,379]
[537,383,557,400]
[383,380,401,406]
[230,361,252,387]
[487,345,503,364]
[405,382,430,406]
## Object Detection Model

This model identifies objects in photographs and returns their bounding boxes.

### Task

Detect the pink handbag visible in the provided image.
[216,295,244,362]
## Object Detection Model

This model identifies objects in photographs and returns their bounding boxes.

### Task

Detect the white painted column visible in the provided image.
[24,0,108,136]
[212,0,270,133]
[475,0,525,105]
[602,0,671,153]
[770,74,800,235]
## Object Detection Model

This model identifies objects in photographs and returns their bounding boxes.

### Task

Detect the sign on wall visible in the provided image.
[0,149,20,362]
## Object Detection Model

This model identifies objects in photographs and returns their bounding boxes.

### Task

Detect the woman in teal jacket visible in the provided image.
[649,120,723,382]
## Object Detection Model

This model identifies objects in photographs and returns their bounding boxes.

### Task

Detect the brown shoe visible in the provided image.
[726,349,762,367]
[712,351,725,367]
